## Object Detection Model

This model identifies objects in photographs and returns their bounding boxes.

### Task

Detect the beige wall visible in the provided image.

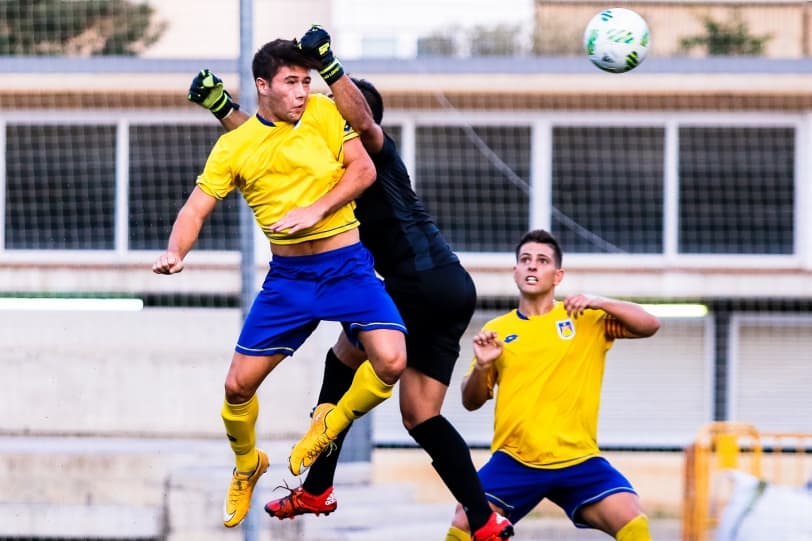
[144,0,333,58]
[536,1,811,57]
[0,308,336,438]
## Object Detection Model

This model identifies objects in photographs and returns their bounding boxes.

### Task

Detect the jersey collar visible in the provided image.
[255,113,276,127]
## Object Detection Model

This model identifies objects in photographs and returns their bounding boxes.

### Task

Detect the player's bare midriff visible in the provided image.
[270,228,360,257]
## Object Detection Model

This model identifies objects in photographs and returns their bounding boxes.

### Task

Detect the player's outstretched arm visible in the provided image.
[327,76,384,153]
[563,294,661,338]
[152,187,218,275]
[299,25,384,153]
[188,69,250,131]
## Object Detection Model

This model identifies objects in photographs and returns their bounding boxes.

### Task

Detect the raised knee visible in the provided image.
[390,349,407,376]
[223,377,254,404]
[615,513,650,541]
[375,349,406,384]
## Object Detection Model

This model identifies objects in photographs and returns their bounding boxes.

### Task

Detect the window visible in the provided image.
[552,126,665,254]
[415,125,531,251]
[128,124,240,251]
[5,125,116,249]
[678,127,795,254]
[0,116,801,260]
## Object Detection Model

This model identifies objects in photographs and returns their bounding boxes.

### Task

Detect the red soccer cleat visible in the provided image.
[472,512,514,540]
[264,485,337,520]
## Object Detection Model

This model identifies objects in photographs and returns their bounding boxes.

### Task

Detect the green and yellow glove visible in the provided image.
[187,69,239,119]
[299,25,345,85]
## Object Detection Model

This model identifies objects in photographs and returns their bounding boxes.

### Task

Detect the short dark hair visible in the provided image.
[252,39,321,82]
[351,77,384,124]
[514,229,563,268]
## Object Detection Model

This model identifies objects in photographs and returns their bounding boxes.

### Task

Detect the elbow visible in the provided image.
[640,316,661,337]
[461,393,485,411]
[462,398,479,411]
[361,160,376,188]
[355,116,378,138]
[461,377,488,411]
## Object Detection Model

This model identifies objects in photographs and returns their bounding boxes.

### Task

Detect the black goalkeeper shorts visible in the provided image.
[384,262,477,386]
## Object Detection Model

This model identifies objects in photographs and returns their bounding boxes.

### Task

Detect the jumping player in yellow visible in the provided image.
[446,229,660,541]
[152,39,407,529]
[185,23,514,536]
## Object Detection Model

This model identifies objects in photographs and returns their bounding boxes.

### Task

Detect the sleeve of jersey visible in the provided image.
[376,134,398,164]
[603,312,623,342]
[196,137,237,200]
[341,117,359,144]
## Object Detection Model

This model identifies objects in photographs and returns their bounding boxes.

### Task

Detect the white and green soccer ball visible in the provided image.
[583,7,650,73]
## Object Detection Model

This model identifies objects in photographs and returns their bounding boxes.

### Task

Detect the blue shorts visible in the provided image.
[235,242,406,356]
[478,451,637,528]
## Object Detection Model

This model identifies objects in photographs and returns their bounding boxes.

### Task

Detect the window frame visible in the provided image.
[0,109,806,274]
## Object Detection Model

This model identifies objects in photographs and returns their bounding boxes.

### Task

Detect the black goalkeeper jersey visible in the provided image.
[353,132,459,278]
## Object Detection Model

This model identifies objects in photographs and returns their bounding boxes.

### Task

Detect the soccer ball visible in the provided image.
[583,8,650,73]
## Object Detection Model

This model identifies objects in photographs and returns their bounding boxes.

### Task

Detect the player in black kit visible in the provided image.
[187,26,514,541]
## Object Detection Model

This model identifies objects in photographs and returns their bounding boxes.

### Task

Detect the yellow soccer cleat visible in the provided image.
[288,403,339,476]
[223,448,269,528]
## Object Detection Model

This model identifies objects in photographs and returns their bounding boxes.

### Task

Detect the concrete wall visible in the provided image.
[0,307,350,539]
[0,306,694,538]
[0,307,340,438]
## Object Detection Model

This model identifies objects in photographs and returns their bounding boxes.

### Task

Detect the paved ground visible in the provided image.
[263,445,684,541]
[0,436,686,541]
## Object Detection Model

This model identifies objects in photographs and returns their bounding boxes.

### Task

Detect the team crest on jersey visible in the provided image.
[556,319,575,339]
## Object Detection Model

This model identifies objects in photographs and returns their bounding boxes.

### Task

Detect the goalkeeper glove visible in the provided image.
[187,69,239,120]
[299,25,345,85]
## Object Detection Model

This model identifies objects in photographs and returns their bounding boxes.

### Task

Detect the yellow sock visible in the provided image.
[330,360,393,434]
[445,526,471,541]
[221,394,259,472]
[616,514,652,541]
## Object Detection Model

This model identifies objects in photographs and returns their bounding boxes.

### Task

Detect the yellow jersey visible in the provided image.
[196,93,360,244]
[468,303,615,469]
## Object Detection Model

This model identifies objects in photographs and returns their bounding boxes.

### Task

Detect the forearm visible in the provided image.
[299,26,384,152]
[461,370,491,411]
[309,135,376,219]
[220,109,250,132]
[166,208,205,260]
[310,161,375,218]
[329,76,377,136]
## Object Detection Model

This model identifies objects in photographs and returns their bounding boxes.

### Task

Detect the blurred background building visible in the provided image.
[0,1,810,540]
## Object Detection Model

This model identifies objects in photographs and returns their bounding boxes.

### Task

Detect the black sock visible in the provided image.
[409,415,492,532]
[303,348,355,495]
[317,348,356,404]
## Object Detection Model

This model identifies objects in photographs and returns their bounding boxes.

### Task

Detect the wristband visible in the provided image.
[319,59,345,86]
[210,91,239,120]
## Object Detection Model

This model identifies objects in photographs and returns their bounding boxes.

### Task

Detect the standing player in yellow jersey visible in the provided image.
[152,38,407,529]
[445,229,661,541]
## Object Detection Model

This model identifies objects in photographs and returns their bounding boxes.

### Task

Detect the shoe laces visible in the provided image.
[227,472,250,505]
[272,481,322,518]
[270,481,306,516]
[305,435,337,461]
